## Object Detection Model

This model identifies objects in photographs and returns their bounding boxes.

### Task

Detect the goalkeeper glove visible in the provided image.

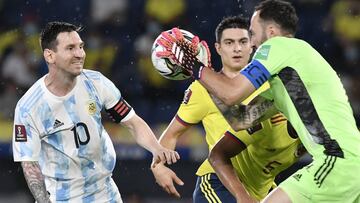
[156,27,210,80]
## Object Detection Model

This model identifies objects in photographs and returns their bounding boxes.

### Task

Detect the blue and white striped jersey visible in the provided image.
[13,69,134,202]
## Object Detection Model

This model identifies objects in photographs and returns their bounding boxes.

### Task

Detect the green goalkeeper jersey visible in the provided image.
[241,36,360,158]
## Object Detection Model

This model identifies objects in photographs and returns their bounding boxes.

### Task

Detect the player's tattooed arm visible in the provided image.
[210,94,277,131]
[21,161,51,203]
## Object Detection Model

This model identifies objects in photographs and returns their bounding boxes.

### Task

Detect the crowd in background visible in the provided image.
[0,0,358,202]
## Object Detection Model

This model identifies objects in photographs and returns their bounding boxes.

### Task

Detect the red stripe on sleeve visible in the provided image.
[225,131,244,146]
[175,114,194,126]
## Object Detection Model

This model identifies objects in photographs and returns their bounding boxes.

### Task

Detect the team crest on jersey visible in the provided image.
[15,125,27,142]
[182,89,192,104]
[86,100,97,115]
[255,45,271,60]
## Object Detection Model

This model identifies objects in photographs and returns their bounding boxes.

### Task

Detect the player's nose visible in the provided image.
[234,42,241,52]
[74,47,85,58]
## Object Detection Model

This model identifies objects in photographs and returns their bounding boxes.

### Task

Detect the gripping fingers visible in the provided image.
[191,36,200,53]
[156,50,173,58]
[171,27,184,41]
[157,37,173,50]
[172,151,180,164]
[171,43,184,64]
[161,30,177,43]
[164,151,173,165]
[200,40,212,67]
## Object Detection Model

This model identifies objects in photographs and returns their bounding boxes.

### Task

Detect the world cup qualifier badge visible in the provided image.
[15,125,27,142]
[86,100,97,115]
[182,89,192,104]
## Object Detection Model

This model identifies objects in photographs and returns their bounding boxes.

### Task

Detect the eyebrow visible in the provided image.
[65,41,85,48]
[222,37,249,42]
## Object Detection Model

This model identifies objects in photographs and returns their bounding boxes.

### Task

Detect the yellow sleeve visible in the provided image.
[177,81,210,124]
[241,81,270,105]
[226,127,255,146]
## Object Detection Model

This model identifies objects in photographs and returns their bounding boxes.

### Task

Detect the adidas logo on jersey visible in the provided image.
[292,173,302,181]
[53,119,64,129]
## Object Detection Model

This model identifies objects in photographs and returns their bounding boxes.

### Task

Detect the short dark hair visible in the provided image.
[255,0,298,35]
[40,21,82,51]
[215,16,249,42]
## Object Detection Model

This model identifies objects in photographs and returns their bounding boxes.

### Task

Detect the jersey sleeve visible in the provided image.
[12,106,41,162]
[224,127,256,147]
[89,71,135,122]
[176,81,210,124]
[241,81,270,105]
[96,72,122,109]
[240,37,294,89]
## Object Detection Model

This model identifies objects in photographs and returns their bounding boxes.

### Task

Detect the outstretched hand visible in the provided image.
[151,163,184,198]
[151,146,180,168]
[155,27,210,79]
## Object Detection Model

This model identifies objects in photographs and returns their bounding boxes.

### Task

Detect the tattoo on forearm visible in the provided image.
[21,162,50,203]
[210,94,276,131]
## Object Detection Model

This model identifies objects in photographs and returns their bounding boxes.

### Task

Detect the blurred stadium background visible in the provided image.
[0,0,358,202]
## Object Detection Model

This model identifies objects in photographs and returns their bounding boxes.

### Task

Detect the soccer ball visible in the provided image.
[151,29,208,80]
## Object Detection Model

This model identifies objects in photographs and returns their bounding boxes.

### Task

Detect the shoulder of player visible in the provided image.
[181,81,211,105]
[16,77,45,111]
[264,36,307,48]
[188,80,208,95]
[81,69,104,81]
[265,36,290,43]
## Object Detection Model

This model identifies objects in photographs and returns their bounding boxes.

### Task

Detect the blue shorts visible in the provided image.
[193,173,236,203]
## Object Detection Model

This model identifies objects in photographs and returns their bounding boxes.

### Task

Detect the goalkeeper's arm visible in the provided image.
[210,94,277,131]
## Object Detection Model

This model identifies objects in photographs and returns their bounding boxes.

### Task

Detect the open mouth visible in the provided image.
[72,61,83,65]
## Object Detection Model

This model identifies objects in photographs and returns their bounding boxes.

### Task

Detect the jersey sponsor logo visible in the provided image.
[182,89,192,104]
[53,119,64,129]
[254,45,271,60]
[86,100,97,115]
[292,173,302,181]
[15,125,27,142]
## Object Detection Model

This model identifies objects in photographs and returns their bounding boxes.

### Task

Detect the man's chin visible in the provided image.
[72,66,83,76]
[231,62,247,69]
[229,65,245,72]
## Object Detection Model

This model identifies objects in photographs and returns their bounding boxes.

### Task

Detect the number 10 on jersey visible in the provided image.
[71,122,90,148]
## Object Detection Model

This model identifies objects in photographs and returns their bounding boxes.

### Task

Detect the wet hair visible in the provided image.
[215,16,249,42]
[255,0,298,35]
[40,21,82,51]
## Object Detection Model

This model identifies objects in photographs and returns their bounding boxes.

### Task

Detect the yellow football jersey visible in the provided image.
[226,116,300,200]
[177,81,300,200]
[177,81,229,176]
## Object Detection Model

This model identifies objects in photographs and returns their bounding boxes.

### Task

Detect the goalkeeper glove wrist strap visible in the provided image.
[192,60,205,80]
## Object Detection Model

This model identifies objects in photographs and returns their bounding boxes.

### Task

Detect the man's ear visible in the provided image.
[266,23,282,38]
[43,49,55,64]
[215,42,221,56]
